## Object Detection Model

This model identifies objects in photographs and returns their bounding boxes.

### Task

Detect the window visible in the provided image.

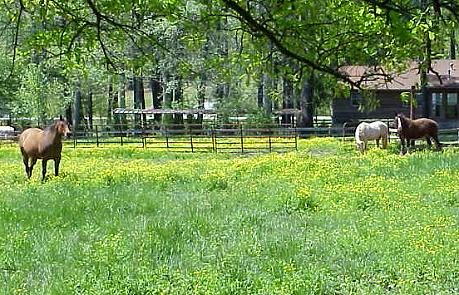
[446,93,458,118]
[431,92,442,117]
[350,91,362,107]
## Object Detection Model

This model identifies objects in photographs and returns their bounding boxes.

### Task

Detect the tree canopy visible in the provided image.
[0,0,457,125]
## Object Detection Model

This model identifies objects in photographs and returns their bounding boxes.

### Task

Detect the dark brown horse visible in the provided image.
[19,120,70,180]
[394,113,441,155]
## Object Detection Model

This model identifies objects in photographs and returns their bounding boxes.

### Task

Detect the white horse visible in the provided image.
[355,121,388,153]
[0,126,15,138]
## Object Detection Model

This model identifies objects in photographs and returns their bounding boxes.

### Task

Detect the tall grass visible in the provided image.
[0,138,458,294]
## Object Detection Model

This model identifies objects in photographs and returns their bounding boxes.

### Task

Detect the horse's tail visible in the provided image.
[381,123,389,149]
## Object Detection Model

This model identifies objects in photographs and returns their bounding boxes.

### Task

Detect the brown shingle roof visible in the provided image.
[341,59,459,90]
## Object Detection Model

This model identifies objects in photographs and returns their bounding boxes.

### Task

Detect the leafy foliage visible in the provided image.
[0,0,457,121]
[9,63,71,125]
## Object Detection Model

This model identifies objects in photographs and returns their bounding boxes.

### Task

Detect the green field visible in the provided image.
[1,138,458,294]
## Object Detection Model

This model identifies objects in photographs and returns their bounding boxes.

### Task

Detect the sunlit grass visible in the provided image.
[0,138,458,294]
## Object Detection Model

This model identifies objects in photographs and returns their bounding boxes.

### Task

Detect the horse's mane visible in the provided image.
[43,122,57,132]
[43,120,65,133]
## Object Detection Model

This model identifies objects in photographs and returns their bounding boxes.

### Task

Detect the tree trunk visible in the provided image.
[88,91,93,130]
[257,77,264,108]
[150,77,162,124]
[196,73,206,125]
[112,91,119,128]
[282,77,294,126]
[297,74,314,128]
[73,84,82,132]
[216,82,230,100]
[450,28,456,59]
[65,104,72,126]
[133,76,145,128]
[118,73,127,129]
[410,86,416,120]
[162,73,173,125]
[263,73,273,117]
[421,30,431,118]
[173,76,184,127]
[107,78,113,127]
[216,81,230,123]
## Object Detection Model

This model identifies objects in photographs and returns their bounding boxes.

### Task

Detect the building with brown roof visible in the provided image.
[332,59,459,127]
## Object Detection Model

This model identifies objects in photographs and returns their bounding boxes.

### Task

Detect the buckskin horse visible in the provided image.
[19,119,70,180]
[394,113,441,155]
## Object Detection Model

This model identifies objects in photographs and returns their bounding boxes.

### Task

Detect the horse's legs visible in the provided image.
[376,138,380,148]
[382,135,388,149]
[406,139,414,149]
[400,138,406,155]
[405,139,415,152]
[54,157,61,176]
[22,156,29,178]
[431,134,442,151]
[357,142,365,153]
[425,137,432,148]
[20,148,30,178]
[42,159,48,181]
[29,158,37,178]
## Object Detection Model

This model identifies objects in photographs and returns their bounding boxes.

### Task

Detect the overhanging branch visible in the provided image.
[221,0,363,87]
[6,0,24,80]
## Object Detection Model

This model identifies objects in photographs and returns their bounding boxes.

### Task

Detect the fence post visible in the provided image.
[141,125,145,148]
[295,133,298,151]
[268,135,272,152]
[142,124,148,148]
[342,122,347,143]
[240,123,244,153]
[212,126,217,153]
[189,127,194,152]
[73,129,76,149]
[388,126,391,143]
[165,127,169,150]
[95,125,99,147]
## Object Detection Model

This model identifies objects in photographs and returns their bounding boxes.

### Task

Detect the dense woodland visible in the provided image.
[0,0,457,129]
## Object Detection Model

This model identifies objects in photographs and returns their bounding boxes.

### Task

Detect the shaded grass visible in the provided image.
[0,138,459,294]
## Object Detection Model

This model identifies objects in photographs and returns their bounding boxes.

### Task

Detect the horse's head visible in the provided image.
[55,120,70,137]
[393,113,406,130]
[356,142,365,153]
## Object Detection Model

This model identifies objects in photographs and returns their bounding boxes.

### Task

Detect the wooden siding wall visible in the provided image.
[332,90,411,125]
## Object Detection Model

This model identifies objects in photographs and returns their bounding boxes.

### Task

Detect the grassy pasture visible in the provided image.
[0,138,459,294]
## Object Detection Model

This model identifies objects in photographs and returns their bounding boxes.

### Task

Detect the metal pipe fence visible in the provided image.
[67,124,299,153]
[3,123,459,151]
